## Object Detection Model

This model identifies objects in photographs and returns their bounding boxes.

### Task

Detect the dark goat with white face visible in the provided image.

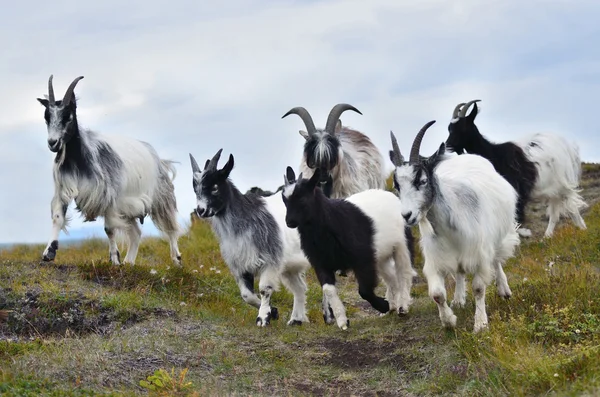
[190,149,311,327]
[390,120,520,333]
[37,75,182,265]
[282,103,387,199]
[446,100,587,238]
[282,167,415,330]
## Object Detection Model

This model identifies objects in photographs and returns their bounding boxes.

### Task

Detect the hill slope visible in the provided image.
[0,164,599,396]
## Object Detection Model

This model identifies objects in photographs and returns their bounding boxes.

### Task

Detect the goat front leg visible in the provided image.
[104,214,122,265]
[423,262,457,329]
[315,268,348,330]
[236,272,261,309]
[42,196,69,262]
[256,267,280,327]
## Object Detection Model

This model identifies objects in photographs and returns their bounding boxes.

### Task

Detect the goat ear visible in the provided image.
[37,98,49,108]
[285,166,296,185]
[426,143,446,168]
[189,153,201,173]
[467,103,479,122]
[203,159,210,170]
[219,154,234,178]
[298,130,310,140]
[334,119,342,134]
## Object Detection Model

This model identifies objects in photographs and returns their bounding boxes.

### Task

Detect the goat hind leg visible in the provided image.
[123,219,142,265]
[281,271,309,325]
[104,215,122,265]
[544,199,562,238]
[472,274,489,332]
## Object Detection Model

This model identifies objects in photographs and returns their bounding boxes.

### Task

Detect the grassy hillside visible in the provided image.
[0,164,599,396]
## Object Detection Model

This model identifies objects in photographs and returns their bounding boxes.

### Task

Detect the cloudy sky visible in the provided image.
[1,0,599,244]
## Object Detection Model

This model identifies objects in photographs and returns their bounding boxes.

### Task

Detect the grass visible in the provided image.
[0,164,599,396]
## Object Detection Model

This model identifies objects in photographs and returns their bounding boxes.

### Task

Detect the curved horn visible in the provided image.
[409,120,437,164]
[282,107,317,137]
[324,103,362,134]
[452,102,465,119]
[48,75,56,105]
[62,76,84,106]
[458,99,481,118]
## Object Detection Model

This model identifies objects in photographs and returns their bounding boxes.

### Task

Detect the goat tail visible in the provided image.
[150,160,183,238]
[160,159,179,182]
[496,225,520,265]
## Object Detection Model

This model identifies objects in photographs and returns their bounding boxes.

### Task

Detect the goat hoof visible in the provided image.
[42,252,55,262]
[287,320,303,326]
[256,314,270,327]
[271,307,279,320]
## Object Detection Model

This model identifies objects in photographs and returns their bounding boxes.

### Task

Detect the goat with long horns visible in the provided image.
[36,75,183,266]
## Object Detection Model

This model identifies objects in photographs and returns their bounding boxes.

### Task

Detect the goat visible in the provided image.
[282,103,387,198]
[282,167,414,331]
[282,103,415,276]
[37,75,182,265]
[446,100,587,238]
[389,120,520,332]
[189,149,311,327]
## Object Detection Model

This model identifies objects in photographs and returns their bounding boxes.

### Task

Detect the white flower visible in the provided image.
[150,269,157,275]
[210,267,216,271]
[575,329,581,334]
[523,277,528,282]
[554,373,559,378]
[192,269,198,273]
[216,270,221,274]
[166,266,171,270]
[180,302,187,306]
[199,265,204,269]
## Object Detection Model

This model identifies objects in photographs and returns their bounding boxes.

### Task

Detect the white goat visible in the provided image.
[390,120,520,332]
[37,75,182,265]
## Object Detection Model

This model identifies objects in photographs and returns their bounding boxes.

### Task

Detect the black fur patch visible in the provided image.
[241,272,254,293]
[446,112,538,224]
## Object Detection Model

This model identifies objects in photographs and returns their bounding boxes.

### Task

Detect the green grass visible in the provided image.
[1,164,599,396]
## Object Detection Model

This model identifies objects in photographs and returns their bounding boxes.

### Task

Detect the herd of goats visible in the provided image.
[36,75,588,333]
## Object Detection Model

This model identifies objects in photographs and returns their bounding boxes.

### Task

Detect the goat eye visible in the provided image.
[211,184,219,194]
[419,180,427,186]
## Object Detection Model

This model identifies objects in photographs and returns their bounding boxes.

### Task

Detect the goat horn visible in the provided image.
[282,107,317,137]
[62,76,84,106]
[48,75,56,105]
[452,102,465,119]
[324,103,362,135]
[207,148,223,171]
[389,131,404,165]
[458,99,481,118]
[409,120,437,164]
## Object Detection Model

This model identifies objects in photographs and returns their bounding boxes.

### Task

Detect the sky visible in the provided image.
[1,0,599,244]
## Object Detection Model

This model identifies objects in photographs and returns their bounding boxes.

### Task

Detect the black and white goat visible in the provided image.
[390,121,520,332]
[282,103,387,199]
[282,167,414,330]
[446,100,587,238]
[37,75,182,265]
[189,149,311,327]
